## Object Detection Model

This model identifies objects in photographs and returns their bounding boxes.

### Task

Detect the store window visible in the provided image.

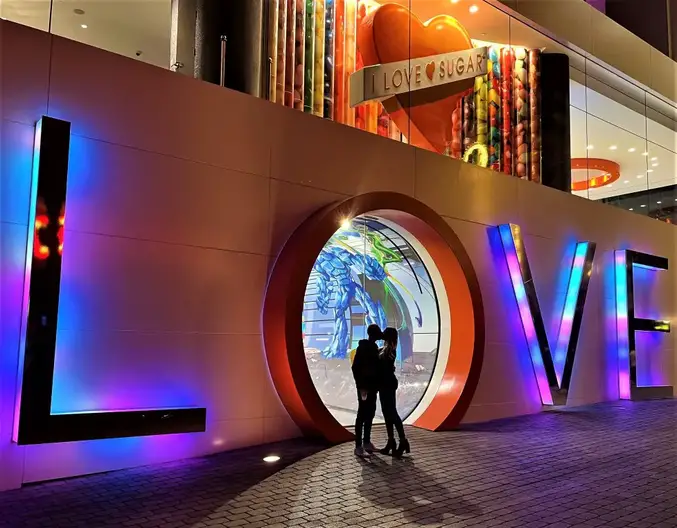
[302,214,440,425]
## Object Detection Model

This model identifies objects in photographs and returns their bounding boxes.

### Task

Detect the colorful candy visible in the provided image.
[276,0,288,105]
[304,0,315,113]
[488,46,502,171]
[500,47,514,176]
[514,47,529,179]
[284,0,296,107]
[324,0,335,118]
[333,0,346,122]
[529,49,542,183]
[294,0,306,110]
[313,0,325,117]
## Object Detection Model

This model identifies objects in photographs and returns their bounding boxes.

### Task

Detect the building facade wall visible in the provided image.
[1,21,676,490]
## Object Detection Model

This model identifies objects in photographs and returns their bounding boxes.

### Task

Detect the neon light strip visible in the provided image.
[552,242,589,386]
[498,224,595,406]
[615,250,631,400]
[498,224,553,405]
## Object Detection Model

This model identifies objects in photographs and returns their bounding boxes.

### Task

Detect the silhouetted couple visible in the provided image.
[351,324,409,459]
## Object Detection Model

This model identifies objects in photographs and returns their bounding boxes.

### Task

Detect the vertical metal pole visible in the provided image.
[220,35,228,87]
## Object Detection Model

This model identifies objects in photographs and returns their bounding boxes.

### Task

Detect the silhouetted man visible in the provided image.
[351,324,381,457]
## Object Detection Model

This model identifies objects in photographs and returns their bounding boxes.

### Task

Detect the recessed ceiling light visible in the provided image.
[651,157,658,161]
[637,175,643,179]
[73,8,85,15]
[628,148,636,152]
[608,184,613,188]
[623,180,629,184]
[609,145,617,150]
[586,145,594,150]
[340,218,352,229]
[263,455,280,463]
[80,24,88,29]
[469,4,479,13]
[629,208,634,211]
[642,152,649,156]
[641,204,647,208]
[451,0,460,3]
[647,169,654,173]
[652,163,659,167]
[657,201,662,204]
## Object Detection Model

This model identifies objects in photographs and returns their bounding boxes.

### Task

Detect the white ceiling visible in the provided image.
[570,79,677,201]
[0,0,171,67]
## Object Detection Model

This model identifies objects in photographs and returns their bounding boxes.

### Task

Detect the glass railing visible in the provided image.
[3,0,676,222]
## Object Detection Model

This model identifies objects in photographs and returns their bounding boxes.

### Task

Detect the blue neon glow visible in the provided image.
[497,224,592,405]
[552,242,589,386]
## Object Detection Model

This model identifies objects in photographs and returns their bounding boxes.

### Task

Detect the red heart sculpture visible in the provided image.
[358,4,475,154]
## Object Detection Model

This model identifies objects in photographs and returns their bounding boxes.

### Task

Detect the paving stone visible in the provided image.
[3,401,677,526]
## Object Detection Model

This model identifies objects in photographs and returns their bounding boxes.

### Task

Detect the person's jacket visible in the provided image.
[351,340,379,391]
[377,346,398,391]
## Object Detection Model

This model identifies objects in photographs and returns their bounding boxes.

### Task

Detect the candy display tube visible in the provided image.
[529,48,542,183]
[304,0,315,113]
[285,0,296,107]
[293,0,306,110]
[268,0,279,102]
[323,0,335,118]
[513,47,529,179]
[313,0,326,117]
[343,0,357,126]
[276,0,288,105]
[500,47,514,175]
[333,0,346,122]
[488,46,502,171]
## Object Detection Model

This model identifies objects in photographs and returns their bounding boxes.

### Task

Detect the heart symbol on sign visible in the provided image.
[425,61,436,81]
[358,4,475,154]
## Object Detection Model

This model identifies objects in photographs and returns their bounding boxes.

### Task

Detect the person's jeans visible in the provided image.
[355,389,377,447]
[379,388,405,441]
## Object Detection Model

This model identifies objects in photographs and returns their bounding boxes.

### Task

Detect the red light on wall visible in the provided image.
[33,214,50,260]
[58,210,65,256]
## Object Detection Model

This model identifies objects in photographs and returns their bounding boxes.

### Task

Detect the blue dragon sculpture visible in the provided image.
[314,240,389,358]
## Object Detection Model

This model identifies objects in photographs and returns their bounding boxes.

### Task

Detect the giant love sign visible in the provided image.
[12,117,673,446]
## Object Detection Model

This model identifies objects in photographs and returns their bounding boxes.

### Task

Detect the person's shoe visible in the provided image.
[379,439,397,455]
[394,438,410,458]
[363,441,376,454]
[354,446,369,458]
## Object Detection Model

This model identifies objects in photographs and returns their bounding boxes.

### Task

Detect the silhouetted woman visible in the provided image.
[377,327,410,457]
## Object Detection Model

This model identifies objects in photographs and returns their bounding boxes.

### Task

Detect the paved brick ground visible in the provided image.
[3,400,677,527]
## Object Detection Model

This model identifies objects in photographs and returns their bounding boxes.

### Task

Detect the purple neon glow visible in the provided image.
[498,224,553,405]
[13,119,44,443]
[552,243,589,386]
[615,251,631,400]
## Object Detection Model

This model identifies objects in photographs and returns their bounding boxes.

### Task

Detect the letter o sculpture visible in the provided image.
[263,192,485,443]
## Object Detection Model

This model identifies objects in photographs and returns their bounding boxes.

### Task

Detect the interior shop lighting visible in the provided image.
[628,148,636,153]
[469,4,479,13]
[609,145,617,150]
[80,24,87,29]
[263,455,281,463]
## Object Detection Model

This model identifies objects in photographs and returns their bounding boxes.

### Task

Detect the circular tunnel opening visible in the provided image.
[302,214,443,426]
